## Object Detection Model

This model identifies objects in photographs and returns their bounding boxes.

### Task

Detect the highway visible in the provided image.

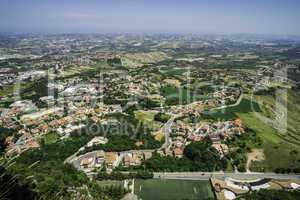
[154,172,300,181]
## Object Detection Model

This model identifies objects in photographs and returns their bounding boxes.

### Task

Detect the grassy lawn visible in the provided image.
[42,132,60,145]
[134,179,215,200]
[237,112,281,144]
[134,110,161,130]
[134,110,158,128]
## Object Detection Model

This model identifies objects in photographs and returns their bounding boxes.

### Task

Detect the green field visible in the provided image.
[42,132,60,145]
[134,179,215,200]
[134,110,158,128]
[160,85,202,105]
[207,97,261,120]
[205,92,300,172]
[247,90,300,171]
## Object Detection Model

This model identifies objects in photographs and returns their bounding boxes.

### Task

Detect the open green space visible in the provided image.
[160,85,200,105]
[204,92,300,172]
[134,110,158,128]
[0,77,48,107]
[206,97,261,120]
[134,179,215,200]
[42,132,60,145]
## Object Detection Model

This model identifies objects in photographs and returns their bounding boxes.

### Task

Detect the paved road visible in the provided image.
[212,89,244,111]
[159,116,176,150]
[154,172,300,181]
[71,150,101,169]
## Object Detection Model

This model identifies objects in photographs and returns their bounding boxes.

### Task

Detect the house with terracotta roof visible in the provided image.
[173,148,184,158]
[79,151,105,170]
[105,152,119,169]
[123,152,144,167]
[80,156,95,169]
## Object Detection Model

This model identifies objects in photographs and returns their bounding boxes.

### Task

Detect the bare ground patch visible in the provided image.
[247,149,265,172]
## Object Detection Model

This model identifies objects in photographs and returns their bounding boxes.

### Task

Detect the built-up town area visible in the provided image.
[0,34,300,200]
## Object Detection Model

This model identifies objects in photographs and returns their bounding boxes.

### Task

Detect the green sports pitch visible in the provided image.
[134,179,215,200]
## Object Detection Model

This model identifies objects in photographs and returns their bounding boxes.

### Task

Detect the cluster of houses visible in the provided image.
[5,131,40,156]
[2,101,123,156]
[0,77,125,156]
[78,151,119,172]
[70,136,118,172]
[0,56,246,174]
[122,150,153,167]
[0,100,38,129]
[73,136,154,173]
[161,118,245,158]
[240,64,293,91]
[77,150,154,173]
[0,70,46,87]
[167,87,241,117]
[72,117,244,175]
[211,87,241,106]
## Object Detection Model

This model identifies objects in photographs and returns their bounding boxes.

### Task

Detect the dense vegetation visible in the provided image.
[79,113,161,155]
[154,112,171,123]
[144,154,195,172]
[107,57,122,66]
[9,136,91,199]
[238,189,300,200]
[160,85,196,105]
[8,136,127,200]
[96,171,153,181]
[143,140,227,172]
[183,140,227,171]
[0,165,37,200]
[89,184,127,200]
[0,127,15,154]
[20,77,48,103]
[225,128,263,172]
[79,134,160,155]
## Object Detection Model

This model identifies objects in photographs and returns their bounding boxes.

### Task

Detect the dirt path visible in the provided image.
[246,149,265,172]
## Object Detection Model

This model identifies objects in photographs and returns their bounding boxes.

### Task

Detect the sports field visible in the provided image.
[134,179,215,200]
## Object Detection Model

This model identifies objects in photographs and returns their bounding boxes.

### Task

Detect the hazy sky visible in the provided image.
[1,0,300,35]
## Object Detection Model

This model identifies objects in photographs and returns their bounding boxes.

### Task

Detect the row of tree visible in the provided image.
[96,171,153,181]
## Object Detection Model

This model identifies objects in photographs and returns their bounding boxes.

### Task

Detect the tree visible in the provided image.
[184,140,225,171]
[0,165,38,200]
[154,112,171,123]
[239,189,300,200]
